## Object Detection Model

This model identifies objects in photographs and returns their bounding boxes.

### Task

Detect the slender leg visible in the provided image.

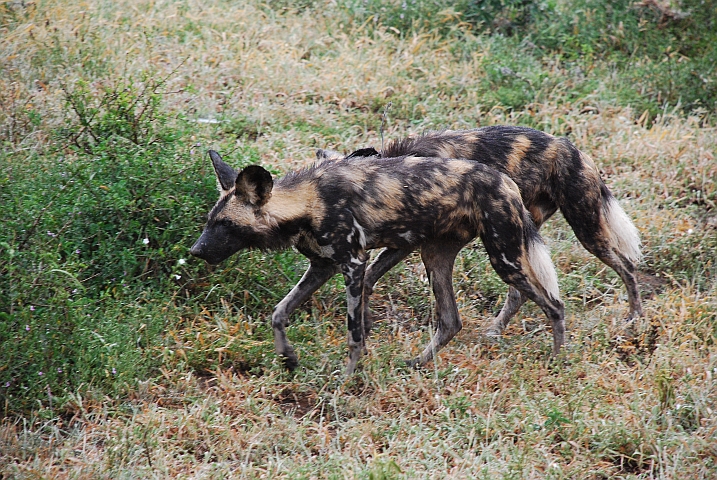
[585,248,642,324]
[485,286,526,336]
[361,247,412,334]
[364,248,413,292]
[271,260,339,369]
[490,266,565,356]
[561,193,643,324]
[515,284,565,355]
[481,212,566,355]
[487,209,552,335]
[341,253,368,375]
[409,242,464,367]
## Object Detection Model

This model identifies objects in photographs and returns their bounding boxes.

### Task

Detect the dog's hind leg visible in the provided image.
[272,259,339,370]
[483,217,565,355]
[514,283,565,356]
[558,150,642,323]
[409,241,465,367]
[365,248,412,295]
[485,286,526,337]
[491,259,566,355]
[562,190,642,324]
[596,248,642,323]
[487,204,557,337]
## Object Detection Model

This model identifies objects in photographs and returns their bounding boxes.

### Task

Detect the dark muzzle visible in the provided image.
[189,230,240,265]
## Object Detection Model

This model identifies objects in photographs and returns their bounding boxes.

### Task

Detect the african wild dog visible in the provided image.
[318,125,642,339]
[190,150,565,374]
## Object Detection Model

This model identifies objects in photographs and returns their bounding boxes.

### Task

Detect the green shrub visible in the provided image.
[527,0,717,116]
[0,75,216,413]
[338,0,717,117]
[338,0,541,36]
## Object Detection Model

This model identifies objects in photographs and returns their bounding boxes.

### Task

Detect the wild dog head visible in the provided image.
[190,150,276,264]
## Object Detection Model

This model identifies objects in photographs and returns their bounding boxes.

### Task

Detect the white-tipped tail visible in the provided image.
[528,239,561,301]
[604,197,642,264]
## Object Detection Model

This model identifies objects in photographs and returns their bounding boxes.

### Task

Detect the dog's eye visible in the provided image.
[217,219,233,228]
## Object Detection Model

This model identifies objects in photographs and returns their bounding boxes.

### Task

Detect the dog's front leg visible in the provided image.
[272,259,339,370]
[341,252,368,375]
[362,247,412,335]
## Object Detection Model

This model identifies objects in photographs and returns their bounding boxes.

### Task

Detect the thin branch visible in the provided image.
[380,101,392,154]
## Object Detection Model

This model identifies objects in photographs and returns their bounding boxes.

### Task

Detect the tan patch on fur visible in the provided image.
[236,175,265,206]
[438,192,461,210]
[361,201,401,225]
[402,155,425,167]
[440,174,462,191]
[373,174,407,200]
[499,177,522,199]
[267,182,324,225]
[539,139,565,177]
[355,174,407,224]
[435,142,472,159]
[424,183,448,203]
[220,198,268,230]
[579,151,602,182]
[416,171,461,205]
[505,135,532,176]
[529,205,548,226]
[335,166,370,191]
[450,131,483,158]
[461,130,483,144]
[445,159,474,175]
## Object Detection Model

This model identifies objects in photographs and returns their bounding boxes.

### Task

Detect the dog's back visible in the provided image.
[303,155,524,252]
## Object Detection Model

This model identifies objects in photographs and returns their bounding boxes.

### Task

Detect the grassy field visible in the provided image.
[1,0,716,478]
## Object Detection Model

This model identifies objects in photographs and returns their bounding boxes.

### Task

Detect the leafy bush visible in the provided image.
[0,75,217,413]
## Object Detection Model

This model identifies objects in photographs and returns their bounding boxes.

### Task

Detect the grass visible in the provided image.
[1,0,716,477]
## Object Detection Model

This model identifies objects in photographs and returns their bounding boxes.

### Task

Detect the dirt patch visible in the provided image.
[274,387,319,419]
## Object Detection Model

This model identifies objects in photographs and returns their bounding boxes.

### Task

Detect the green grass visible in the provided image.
[1,0,716,477]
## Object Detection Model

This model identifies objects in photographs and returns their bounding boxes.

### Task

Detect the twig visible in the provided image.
[380,101,392,154]
[17,195,59,251]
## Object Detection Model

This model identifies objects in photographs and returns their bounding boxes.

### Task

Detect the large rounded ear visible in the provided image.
[345,147,379,159]
[235,165,274,206]
[209,150,238,192]
[316,148,343,161]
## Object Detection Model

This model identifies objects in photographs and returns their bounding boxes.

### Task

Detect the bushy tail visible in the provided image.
[524,213,561,302]
[602,193,642,264]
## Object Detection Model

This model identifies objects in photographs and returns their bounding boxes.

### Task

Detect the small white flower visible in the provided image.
[178,258,186,265]
[142,238,149,245]
[174,274,181,280]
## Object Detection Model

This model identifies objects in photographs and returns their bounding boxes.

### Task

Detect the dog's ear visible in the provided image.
[209,150,238,192]
[316,148,344,161]
[345,147,380,159]
[236,165,274,206]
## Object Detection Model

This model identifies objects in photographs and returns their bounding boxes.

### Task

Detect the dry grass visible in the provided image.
[2,0,716,478]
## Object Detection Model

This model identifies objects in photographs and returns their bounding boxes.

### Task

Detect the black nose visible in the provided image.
[189,241,204,258]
